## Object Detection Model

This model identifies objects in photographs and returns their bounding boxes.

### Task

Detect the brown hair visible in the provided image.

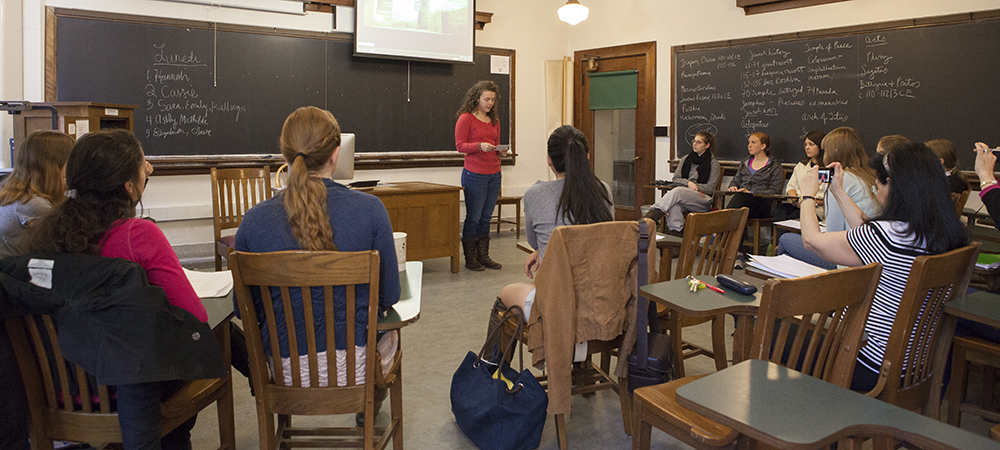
[279,106,341,251]
[822,127,878,202]
[802,130,827,166]
[0,131,74,207]
[750,132,771,156]
[877,134,910,154]
[925,139,958,170]
[455,80,501,125]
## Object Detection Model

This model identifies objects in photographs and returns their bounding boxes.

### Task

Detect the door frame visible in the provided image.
[574,41,656,220]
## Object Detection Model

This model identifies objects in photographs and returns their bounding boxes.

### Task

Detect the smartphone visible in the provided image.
[817,167,834,183]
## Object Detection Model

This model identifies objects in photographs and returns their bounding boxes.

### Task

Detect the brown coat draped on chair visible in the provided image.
[527,219,656,415]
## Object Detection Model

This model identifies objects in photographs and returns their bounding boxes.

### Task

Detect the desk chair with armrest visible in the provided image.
[659,207,748,379]
[211,167,272,271]
[502,219,657,449]
[743,168,787,256]
[632,262,882,450]
[653,175,726,275]
[230,250,403,450]
[5,313,235,450]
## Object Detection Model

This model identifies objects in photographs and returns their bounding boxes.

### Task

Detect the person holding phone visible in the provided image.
[643,131,720,233]
[455,80,510,271]
[974,142,1000,226]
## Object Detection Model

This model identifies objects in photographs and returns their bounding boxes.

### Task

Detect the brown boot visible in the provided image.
[477,236,502,270]
[463,239,485,271]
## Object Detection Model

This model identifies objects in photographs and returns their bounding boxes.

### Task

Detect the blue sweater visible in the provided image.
[234,179,400,356]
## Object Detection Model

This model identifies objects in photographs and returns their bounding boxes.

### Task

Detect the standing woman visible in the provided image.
[643,131,720,233]
[455,80,509,271]
[0,130,75,257]
[27,129,206,450]
[726,132,784,218]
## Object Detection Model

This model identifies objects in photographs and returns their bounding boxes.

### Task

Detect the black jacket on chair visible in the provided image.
[0,253,225,385]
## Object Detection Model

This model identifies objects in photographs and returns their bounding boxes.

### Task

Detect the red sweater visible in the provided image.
[455,112,501,174]
[101,218,207,322]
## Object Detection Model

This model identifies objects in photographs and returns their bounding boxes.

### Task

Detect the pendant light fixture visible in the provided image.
[558,0,589,25]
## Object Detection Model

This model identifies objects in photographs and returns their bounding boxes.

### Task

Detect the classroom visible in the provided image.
[3,0,1000,449]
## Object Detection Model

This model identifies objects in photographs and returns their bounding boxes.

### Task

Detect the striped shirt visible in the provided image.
[846,221,930,373]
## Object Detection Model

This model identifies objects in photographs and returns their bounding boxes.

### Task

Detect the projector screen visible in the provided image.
[355,0,475,64]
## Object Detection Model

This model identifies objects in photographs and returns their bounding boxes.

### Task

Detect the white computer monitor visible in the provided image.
[332,133,355,180]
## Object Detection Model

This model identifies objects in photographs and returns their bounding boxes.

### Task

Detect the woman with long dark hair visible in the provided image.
[455,80,509,271]
[28,129,205,450]
[797,142,966,391]
[0,130,75,257]
[496,125,613,318]
[772,130,827,228]
[643,131,720,233]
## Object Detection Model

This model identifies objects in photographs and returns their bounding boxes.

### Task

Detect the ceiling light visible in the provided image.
[558,0,589,25]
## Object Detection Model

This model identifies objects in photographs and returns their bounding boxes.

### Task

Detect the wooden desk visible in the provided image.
[676,359,999,450]
[640,275,762,365]
[929,291,1000,419]
[379,261,422,330]
[369,182,463,273]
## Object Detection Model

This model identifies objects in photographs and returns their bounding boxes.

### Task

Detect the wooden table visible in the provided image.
[640,274,763,365]
[676,359,999,450]
[929,291,1000,419]
[369,182,463,273]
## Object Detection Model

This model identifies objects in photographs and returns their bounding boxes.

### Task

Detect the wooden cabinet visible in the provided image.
[369,182,463,273]
[11,102,136,149]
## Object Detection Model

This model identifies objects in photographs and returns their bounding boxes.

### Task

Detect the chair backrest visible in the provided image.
[5,314,121,445]
[871,242,980,411]
[673,207,749,279]
[210,167,273,240]
[750,263,882,388]
[229,250,381,415]
[274,163,288,189]
[952,189,970,218]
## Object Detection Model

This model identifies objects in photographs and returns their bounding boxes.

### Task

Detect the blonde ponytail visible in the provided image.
[279,107,342,251]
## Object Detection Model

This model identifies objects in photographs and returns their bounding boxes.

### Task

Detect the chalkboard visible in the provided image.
[672,13,1000,171]
[50,9,513,160]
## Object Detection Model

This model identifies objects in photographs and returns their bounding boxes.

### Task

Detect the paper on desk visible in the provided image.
[183,268,234,298]
[976,253,1000,270]
[747,254,827,279]
[773,219,826,233]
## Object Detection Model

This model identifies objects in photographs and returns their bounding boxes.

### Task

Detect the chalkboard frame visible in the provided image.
[669,8,1000,176]
[45,7,516,175]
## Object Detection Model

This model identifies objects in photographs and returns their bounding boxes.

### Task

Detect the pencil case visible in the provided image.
[717,274,757,295]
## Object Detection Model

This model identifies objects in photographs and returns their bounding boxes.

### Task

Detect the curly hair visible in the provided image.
[279,106,341,251]
[28,130,144,254]
[0,130,75,206]
[455,80,500,125]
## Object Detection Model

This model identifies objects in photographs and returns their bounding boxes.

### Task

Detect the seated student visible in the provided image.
[726,132,784,219]
[877,134,910,155]
[777,127,880,269]
[926,139,969,194]
[28,129,207,450]
[0,130,74,257]
[234,107,400,421]
[643,131,720,234]
[773,130,827,239]
[496,125,613,319]
[797,141,967,391]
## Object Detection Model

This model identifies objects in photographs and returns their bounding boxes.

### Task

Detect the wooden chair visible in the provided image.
[494,186,523,238]
[743,168,787,255]
[211,167,272,271]
[659,207,749,379]
[864,242,980,420]
[5,314,235,450]
[946,334,1000,427]
[274,163,288,189]
[632,262,882,450]
[953,189,970,218]
[501,219,657,449]
[229,250,403,450]
[654,174,726,275]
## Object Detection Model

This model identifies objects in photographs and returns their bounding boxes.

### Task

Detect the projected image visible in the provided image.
[364,0,470,35]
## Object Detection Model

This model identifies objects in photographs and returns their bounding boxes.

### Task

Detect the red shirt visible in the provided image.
[455,112,501,174]
[101,218,207,322]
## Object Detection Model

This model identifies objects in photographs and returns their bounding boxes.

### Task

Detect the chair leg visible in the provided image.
[391,363,404,450]
[631,395,652,450]
[555,414,568,450]
[215,253,223,272]
[711,314,728,371]
[947,342,968,426]
[620,376,633,436]
[257,407,275,450]
[659,247,674,283]
[668,311,685,379]
[217,378,236,450]
[496,203,502,235]
[515,202,521,239]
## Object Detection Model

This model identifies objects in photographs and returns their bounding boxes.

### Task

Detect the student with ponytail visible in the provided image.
[234,106,400,422]
[495,125,613,318]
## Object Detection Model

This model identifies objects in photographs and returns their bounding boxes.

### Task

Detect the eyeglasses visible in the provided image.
[693,139,706,144]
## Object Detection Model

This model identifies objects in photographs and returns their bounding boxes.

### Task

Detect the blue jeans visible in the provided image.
[116,381,196,450]
[461,169,501,240]
[776,233,837,270]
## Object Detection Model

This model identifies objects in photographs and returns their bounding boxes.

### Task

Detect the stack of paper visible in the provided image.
[183,268,234,298]
[976,253,1000,270]
[745,254,828,279]
[773,219,826,233]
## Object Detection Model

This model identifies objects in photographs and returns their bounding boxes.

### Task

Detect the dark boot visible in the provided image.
[477,236,502,270]
[463,239,485,271]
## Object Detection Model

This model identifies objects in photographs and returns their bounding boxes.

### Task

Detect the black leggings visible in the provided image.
[727,192,773,219]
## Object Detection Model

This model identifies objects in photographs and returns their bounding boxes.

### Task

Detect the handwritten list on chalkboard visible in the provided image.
[672,15,1000,170]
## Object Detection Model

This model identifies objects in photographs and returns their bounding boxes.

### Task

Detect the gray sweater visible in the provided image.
[523,178,613,260]
[0,196,52,257]
[728,156,785,195]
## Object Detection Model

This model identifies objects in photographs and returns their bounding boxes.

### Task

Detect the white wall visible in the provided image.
[7,0,996,252]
